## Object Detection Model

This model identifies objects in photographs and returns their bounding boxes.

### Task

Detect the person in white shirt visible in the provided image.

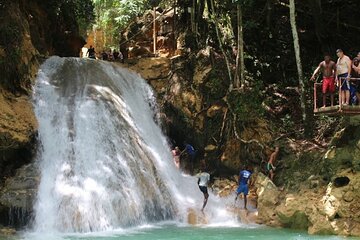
[197,168,210,212]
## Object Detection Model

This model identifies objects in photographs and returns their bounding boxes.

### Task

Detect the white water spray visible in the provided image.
[33,57,237,234]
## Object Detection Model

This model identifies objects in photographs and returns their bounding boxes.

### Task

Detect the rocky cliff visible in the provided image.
[124,51,360,236]
[0,0,88,228]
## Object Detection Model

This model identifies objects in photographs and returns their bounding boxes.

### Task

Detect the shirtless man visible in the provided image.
[266,147,279,181]
[351,57,360,104]
[311,54,337,107]
[335,49,352,105]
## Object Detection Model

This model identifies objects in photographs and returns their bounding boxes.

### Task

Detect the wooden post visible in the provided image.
[153,7,157,54]
[339,78,342,111]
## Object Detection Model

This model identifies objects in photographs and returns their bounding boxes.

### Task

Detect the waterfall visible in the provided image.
[32,57,236,234]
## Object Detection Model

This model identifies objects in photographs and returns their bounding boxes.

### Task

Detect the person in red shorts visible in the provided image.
[311,54,337,107]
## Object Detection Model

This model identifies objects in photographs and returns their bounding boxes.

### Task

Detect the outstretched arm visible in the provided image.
[311,63,322,81]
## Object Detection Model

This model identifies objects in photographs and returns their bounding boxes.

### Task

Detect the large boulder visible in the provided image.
[256,170,360,236]
[255,172,282,226]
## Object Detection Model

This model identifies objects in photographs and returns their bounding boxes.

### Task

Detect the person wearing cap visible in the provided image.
[335,49,352,105]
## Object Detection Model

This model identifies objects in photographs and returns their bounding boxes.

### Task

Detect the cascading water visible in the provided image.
[32,56,237,234]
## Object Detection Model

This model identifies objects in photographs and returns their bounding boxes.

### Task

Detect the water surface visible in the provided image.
[18,224,360,240]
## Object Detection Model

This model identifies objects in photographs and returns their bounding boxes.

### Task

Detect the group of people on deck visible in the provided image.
[311,49,360,107]
[172,142,280,212]
[82,45,124,63]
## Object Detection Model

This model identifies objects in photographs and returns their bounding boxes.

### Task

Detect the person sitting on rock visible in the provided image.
[267,146,279,181]
[87,45,96,59]
[235,165,252,210]
[196,166,210,212]
[101,50,108,60]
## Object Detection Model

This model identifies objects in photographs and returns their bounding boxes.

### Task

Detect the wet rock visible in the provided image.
[255,172,281,227]
[257,169,360,236]
[187,208,208,225]
[0,227,16,235]
[0,92,38,186]
[0,163,39,228]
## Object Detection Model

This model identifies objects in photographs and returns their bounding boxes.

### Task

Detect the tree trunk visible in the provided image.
[209,0,233,90]
[289,0,310,136]
[153,7,157,54]
[234,3,244,89]
[238,3,245,88]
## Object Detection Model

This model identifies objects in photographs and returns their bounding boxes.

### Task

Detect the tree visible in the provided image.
[289,0,310,136]
[92,0,148,48]
[234,1,244,89]
[209,0,233,91]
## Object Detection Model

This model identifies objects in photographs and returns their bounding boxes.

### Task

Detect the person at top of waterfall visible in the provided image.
[311,54,336,107]
[196,166,210,212]
[335,49,352,105]
[119,50,124,63]
[266,146,279,181]
[235,165,252,210]
[113,49,119,60]
[101,50,108,60]
[181,142,196,174]
[87,45,96,59]
[172,146,181,169]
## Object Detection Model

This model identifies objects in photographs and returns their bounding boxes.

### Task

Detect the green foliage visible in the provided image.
[92,0,149,47]
[204,68,229,100]
[227,84,264,124]
[0,17,24,91]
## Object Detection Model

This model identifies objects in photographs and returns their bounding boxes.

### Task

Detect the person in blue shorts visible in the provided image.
[235,166,252,210]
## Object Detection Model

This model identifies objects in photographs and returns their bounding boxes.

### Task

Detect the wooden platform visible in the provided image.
[314,105,360,116]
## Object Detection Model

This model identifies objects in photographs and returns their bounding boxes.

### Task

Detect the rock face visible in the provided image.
[0,91,37,183]
[255,170,360,236]
[0,163,39,227]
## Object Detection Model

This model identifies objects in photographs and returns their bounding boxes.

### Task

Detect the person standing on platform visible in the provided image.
[335,49,352,105]
[311,54,336,107]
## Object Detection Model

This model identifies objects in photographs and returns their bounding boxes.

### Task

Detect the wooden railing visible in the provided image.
[313,77,360,114]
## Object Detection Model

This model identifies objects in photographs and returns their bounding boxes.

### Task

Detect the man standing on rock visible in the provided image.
[235,165,252,210]
[311,54,336,107]
[196,167,210,212]
[267,146,279,181]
